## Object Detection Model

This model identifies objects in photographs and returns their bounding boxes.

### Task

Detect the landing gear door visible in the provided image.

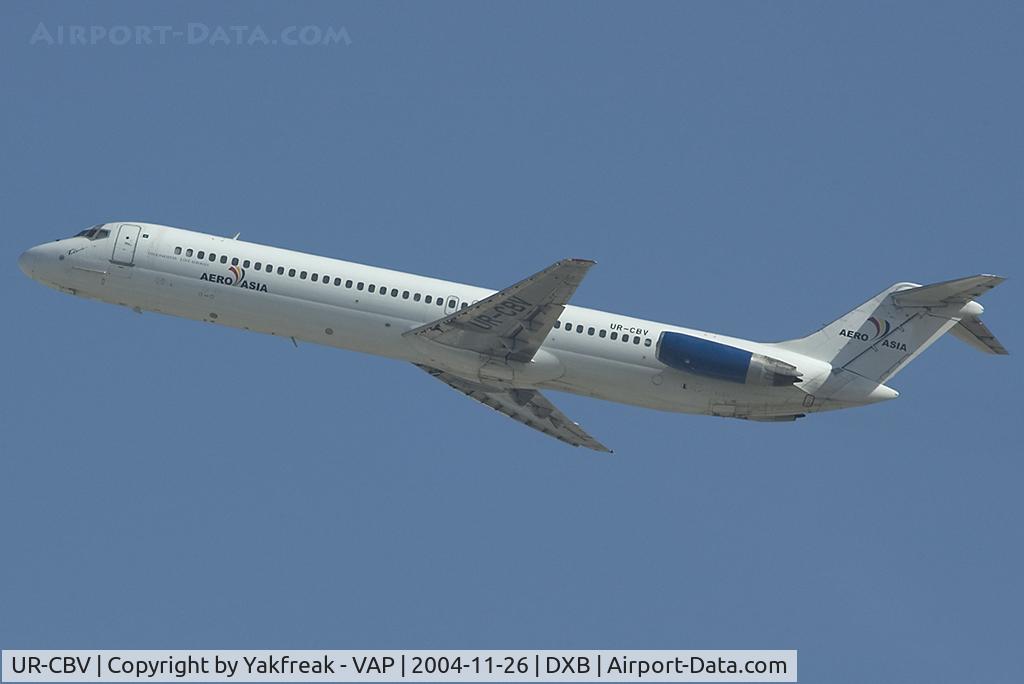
[111,224,142,265]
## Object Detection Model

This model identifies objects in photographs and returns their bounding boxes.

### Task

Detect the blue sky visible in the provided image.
[1,2,1021,681]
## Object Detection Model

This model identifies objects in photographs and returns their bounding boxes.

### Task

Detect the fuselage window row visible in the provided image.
[173,245,454,311]
[554,319,651,348]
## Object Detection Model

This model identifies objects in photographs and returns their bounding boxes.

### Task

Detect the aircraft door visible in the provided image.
[111,224,142,265]
[444,296,460,315]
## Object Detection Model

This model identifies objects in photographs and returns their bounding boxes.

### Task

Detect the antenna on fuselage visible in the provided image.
[231,232,241,240]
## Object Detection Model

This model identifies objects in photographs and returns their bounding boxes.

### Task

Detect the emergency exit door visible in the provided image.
[111,224,141,265]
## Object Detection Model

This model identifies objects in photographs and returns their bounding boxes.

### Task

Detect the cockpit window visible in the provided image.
[73,225,110,240]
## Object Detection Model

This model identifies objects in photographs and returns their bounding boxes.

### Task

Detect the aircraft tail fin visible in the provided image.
[773,275,1007,383]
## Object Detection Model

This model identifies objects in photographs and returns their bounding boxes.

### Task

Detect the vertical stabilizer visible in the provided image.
[773,275,1006,383]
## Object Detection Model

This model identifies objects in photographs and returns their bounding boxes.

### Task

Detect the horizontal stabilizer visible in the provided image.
[950,316,1009,355]
[893,274,1005,307]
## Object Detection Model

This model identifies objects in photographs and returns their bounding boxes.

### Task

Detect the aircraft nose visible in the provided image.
[18,244,61,283]
[18,247,40,278]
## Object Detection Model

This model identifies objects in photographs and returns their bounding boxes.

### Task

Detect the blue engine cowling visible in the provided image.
[657,331,802,386]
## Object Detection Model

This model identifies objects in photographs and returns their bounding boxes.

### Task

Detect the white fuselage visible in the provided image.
[18,222,879,419]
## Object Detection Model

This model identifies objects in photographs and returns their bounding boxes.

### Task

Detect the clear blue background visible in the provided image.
[1,2,1021,682]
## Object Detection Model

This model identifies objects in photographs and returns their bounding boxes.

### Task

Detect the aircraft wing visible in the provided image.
[404,258,595,363]
[417,364,612,452]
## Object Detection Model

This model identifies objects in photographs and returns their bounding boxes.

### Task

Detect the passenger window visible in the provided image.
[220,255,227,264]
[186,248,194,257]
[323,275,330,284]
[588,327,595,335]
[345,279,353,288]
[334,277,342,286]
[300,271,307,280]
[311,272,317,281]
[288,268,296,277]
[197,251,205,259]
[255,262,263,270]
[232,257,239,266]
[633,336,641,344]
[380,287,388,296]
[174,247,182,255]
[356,282,364,290]
[266,264,273,272]
[243,260,251,268]
[391,288,398,297]
[576,325,584,333]
[368,284,375,293]
[209,253,217,262]
[438,298,445,306]
[610,332,618,340]
[623,335,631,343]
[644,338,652,347]
[554,321,561,329]
[278,266,285,275]
[599,329,606,338]
[402,291,410,299]
[413,293,421,301]
[425,295,432,304]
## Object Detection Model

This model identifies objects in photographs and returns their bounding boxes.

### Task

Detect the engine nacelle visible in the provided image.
[657,331,802,387]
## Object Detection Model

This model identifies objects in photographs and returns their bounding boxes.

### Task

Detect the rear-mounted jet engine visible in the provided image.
[657,331,802,386]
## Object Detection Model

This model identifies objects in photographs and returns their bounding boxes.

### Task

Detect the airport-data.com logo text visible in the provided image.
[29,23,352,47]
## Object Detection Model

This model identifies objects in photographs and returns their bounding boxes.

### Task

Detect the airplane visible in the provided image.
[19,222,1008,452]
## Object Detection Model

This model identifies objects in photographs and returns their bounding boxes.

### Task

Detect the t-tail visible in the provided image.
[772,274,1007,406]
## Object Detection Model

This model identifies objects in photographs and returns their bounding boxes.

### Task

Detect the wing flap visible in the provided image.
[417,364,611,452]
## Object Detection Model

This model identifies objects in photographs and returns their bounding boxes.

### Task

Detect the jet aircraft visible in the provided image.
[19,223,1008,451]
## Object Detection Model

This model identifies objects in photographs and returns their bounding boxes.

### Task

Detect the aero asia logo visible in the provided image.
[840,316,891,341]
[200,266,268,292]
[839,316,908,351]
[866,316,891,340]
